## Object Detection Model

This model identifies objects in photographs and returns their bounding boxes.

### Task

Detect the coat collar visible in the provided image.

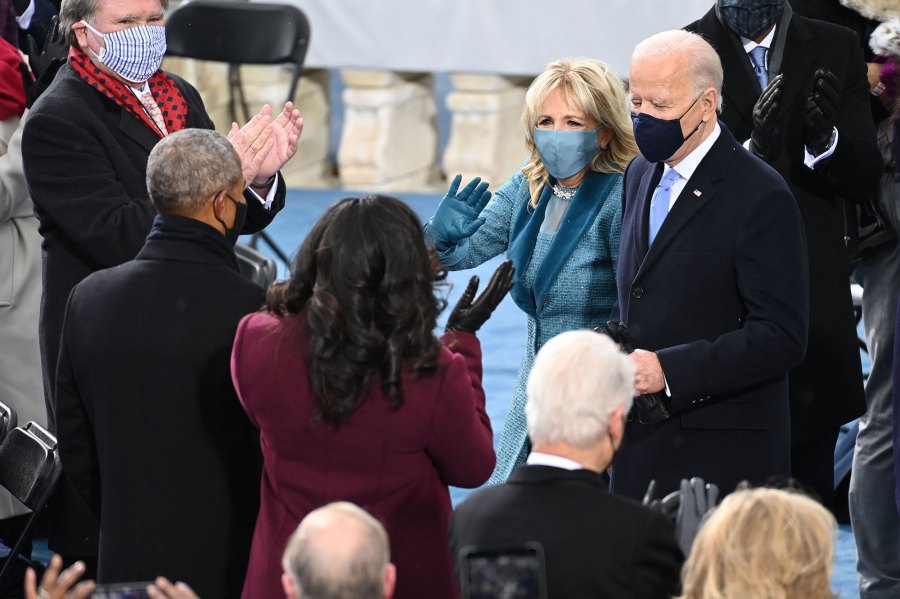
[508,464,610,490]
[136,214,241,272]
[507,169,618,316]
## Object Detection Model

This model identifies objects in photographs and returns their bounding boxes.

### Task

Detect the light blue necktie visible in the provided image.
[749,46,769,88]
[648,168,682,246]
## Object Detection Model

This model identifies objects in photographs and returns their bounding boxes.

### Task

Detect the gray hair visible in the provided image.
[632,29,724,112]
[282,502,390,599]
[146,128,242,215]
[60,0,170,47]
[526,330,634,448]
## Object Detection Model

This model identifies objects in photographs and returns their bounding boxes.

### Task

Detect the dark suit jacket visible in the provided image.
[687,7,881,442]
[450,465,683,599]
[610,124,809,500]
[55,215,263,599]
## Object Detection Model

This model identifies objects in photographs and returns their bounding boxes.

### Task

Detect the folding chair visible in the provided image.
[165,0,310,273]
[235,242,278,289]
[0,402,15,443]
[0,422,64,585]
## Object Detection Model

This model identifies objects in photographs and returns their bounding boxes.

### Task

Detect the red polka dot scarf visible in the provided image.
[68,46,187,138]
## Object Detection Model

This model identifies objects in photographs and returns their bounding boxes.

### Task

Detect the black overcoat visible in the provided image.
[55,216,263,599]
[610,125,809,500]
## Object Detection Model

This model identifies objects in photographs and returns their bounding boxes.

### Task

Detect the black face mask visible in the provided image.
[718,0,784,40]
[215,193,247,246]
[631,95,703,164]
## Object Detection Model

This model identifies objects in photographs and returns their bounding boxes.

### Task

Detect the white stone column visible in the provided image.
[442,74,532,187]
[160,58,332,188]
[337,70,437,190]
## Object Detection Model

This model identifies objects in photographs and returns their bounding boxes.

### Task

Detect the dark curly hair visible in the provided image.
[266,195,447,426]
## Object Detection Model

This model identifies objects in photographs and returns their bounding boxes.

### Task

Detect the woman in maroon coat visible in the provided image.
[231,195,514,599]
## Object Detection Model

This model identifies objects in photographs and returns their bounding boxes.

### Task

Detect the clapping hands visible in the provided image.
[227,102,303,189]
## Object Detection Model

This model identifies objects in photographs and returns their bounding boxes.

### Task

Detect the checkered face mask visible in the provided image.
[717,0,784,40]
[81,20,167,83]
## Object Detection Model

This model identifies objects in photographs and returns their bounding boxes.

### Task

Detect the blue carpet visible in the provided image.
[250,187,860,598]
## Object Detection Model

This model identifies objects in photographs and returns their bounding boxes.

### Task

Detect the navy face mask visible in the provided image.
[717,0,784,40]
[631,96,703,164]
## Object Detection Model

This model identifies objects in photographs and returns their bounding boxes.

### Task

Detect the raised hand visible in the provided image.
[253,101,304,185]
[426,175,492,251]
[674,477,719,554]
[445,260,515,334]
[804,69,840,157]
[750,73,784,162]
[227,110,275,187]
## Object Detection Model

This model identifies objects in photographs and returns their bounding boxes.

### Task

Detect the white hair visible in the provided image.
[525,330,635,448]
[632,29,724,112]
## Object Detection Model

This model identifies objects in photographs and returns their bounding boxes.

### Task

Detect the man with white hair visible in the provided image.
[450,331,683,598]
[281,502,396,599]
[612,29,808,501]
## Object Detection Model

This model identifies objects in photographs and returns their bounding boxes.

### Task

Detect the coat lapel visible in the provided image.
[635,162,663,259]
[118,107,160,154]
[636,127,737,277]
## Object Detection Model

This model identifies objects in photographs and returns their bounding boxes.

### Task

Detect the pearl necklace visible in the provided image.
[552,184,577,200]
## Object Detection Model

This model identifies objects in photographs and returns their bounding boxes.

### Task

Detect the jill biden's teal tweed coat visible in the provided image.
[434,169,622,483]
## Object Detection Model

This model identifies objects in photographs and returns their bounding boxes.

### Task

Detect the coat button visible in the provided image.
[632,286,644,299]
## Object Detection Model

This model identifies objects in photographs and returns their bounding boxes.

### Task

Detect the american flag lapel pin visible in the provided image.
[693,189,702,197]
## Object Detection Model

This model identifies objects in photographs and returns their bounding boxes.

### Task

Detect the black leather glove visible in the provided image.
[749,74,784,163]
[803,69,840,157]
[25,15,68,81]
[445,260,515,334]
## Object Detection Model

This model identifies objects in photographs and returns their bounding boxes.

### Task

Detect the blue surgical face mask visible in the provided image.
[533,127,600,180]
[717,0,784,40]
[81,20,167,83]
[630,96,703,164]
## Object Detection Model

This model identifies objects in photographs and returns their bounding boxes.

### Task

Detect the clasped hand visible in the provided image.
[227,101,304,188]
[427,175,492,251]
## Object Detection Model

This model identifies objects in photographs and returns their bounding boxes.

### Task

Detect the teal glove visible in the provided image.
[426,174,491,251]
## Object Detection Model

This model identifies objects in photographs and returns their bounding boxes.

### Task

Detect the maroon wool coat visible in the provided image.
[231,313,496,599]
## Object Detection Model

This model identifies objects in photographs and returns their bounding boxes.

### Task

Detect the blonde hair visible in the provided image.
[680,488,837,599]
[521,57,639,208]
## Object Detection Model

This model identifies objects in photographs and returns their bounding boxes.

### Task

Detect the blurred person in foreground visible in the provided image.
[451,330,683,598]
[55,129,264,598]
[611,29,808,500]
[680,487,837,599]
[281,502,395,599]
[231,196,514,599]
[425,57,639,483]
[24,554,199,599]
